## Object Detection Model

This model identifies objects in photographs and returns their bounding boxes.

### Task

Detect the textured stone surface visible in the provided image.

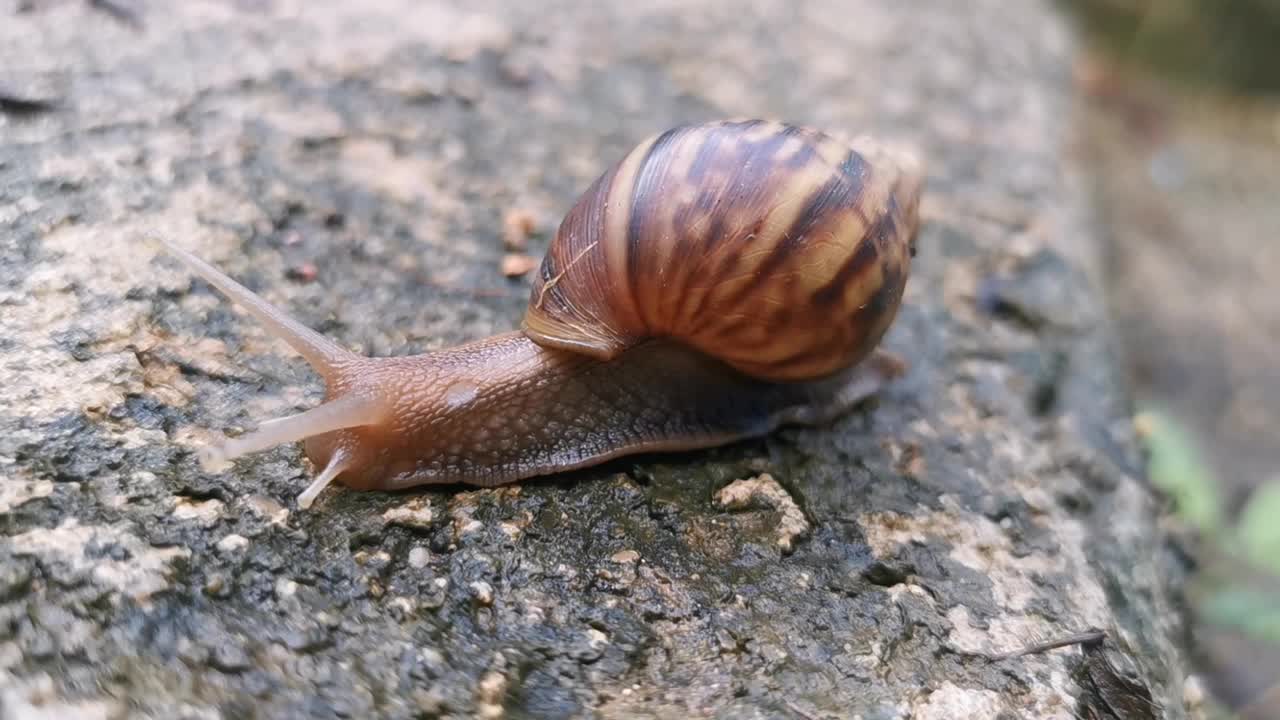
[1,1,1191,718]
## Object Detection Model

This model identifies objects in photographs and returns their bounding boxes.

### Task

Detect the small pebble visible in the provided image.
[216,534,249,553]
[204,574,228,597]
[413,688,445,714]
[408,546,430,569]
[208,642,251,673]
[502,208,537,250]
[609,549,640,564]
[243,495,289,525]
[172,497,224,527]
[419,647,446,673]
[382,498,435,529]
[388,596,415,615]
[501,253,538,278]
[470,580,494,606]
[476,669,508,719]
[275,578,298,599]
[714,473,811,554]
[1183,674,1206,708]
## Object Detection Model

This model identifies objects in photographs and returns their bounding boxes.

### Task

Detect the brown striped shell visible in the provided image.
[522,119,923,382]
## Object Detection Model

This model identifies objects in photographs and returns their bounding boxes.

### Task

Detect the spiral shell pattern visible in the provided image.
[522,119,922,382]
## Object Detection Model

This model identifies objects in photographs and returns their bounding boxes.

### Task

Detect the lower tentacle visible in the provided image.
[199,392,386,469]
[297,448,353,509]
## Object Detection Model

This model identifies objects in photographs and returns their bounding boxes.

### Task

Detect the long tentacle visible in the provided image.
[159,239,355,376]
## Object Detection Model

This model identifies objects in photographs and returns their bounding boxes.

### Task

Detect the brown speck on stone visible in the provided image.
[895,442,927,479]
[140,356,196,407]
[285,262,318,283]
[501,252,538,278]
[498,55,534,87]
[502,208,537,250]
[470,581,495,607]
[203,574,226,597]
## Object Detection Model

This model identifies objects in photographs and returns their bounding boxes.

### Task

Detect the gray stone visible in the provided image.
[0,0,1193,717]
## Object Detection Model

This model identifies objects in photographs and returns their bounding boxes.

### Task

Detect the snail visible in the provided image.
[161,119,923,509]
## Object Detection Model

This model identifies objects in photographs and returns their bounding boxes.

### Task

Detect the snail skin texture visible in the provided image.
[162,119,923,509]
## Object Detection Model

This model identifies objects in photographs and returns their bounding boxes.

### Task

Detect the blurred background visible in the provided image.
[1062,1,1280,717]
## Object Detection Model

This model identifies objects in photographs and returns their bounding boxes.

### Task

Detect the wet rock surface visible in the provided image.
[1,1,1192,718]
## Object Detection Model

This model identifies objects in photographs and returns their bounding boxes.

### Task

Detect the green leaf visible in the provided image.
[1135,409,1221,535]
[1237,480,1280,576]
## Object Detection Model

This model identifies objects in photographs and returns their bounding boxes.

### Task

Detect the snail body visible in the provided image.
[163,119,923,509]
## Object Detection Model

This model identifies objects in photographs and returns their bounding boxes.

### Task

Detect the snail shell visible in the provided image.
[525,119,921,381]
